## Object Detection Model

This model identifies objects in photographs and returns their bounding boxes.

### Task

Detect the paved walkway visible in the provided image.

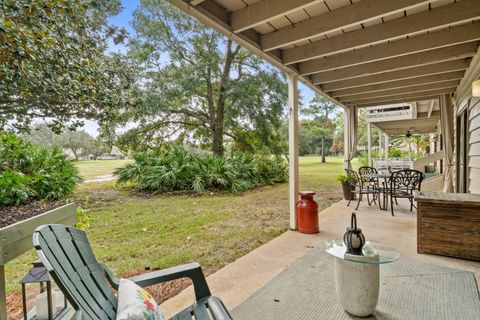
[161,199,480,318]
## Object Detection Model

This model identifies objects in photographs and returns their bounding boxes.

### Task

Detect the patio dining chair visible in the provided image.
[389,169,423,216]
[33,224,232,320]
[345,169,380,210]
[358,166,380,203]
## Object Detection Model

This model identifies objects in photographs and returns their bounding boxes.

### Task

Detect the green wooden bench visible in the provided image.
[33,224,233,320]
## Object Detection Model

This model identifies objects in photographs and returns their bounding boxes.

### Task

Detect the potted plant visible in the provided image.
[337,174,355,200]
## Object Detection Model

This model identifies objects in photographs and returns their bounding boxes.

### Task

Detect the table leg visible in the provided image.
[334,257,380,317]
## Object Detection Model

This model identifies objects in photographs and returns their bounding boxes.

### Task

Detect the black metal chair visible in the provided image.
[389,169,423,216]
[345,169,380,210]
[358,166,379,205]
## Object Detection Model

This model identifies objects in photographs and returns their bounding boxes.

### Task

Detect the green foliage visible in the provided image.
[114,147,288,193]
[1,0,134,132]
[26,124,111,160]
[300,95,340,160]
[0,133,81,205]
[76,208,93,230]
[336,174,353,184]
[0,170,33,205]
[112,1,287,155]
[388,147,404,158]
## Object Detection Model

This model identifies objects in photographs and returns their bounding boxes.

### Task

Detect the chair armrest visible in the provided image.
[101,263,121,290]
[103,262,211,301]
[128,262,211,301]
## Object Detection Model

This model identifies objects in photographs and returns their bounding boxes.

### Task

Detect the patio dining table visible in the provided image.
[361,173,391,210]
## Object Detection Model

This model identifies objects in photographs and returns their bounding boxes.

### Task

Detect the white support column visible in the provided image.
[344,108,350,169]
[378,129,383,157]
[384,134,389,159]
[367,122,372,167]
[429,134,435,155]
[288,74,299,230]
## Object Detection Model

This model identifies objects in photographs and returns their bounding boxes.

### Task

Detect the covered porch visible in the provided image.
[161,199,480,318]
[166,0,480,318]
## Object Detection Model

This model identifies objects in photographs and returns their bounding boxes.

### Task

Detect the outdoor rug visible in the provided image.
[231,244,480,320]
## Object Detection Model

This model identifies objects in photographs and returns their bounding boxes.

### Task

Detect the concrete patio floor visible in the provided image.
[161,198,480,318]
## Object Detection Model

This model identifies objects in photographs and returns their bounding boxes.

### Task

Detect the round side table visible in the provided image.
[325,240,399,317]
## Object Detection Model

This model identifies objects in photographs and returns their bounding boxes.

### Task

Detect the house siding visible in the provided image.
[468,97,480,194]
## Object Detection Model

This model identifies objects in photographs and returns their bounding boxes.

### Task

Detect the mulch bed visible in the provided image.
[0,200,67,228]
[6,267,216,319]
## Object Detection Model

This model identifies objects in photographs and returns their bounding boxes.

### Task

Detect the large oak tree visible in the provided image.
[117,1,287,155]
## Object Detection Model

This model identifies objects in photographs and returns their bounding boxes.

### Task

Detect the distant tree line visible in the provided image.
[25,124,109,161]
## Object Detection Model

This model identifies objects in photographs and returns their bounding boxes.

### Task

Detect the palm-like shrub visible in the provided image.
[114,147,288,193]
[0,170,33,206]
[0,133,81,205]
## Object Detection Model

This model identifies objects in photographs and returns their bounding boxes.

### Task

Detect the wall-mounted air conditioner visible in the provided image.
[365,103,417,123]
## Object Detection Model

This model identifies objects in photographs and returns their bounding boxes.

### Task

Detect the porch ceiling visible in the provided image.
[170,0,480,108]
[372,99,441,135]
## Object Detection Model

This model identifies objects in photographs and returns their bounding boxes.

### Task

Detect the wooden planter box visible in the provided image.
[415,192,480,261]
[0,203,77,318]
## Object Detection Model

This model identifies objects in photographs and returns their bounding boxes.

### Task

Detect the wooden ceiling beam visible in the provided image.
[311,43,477,84]
[343,88,455,106]
[321,60,470,91]
[299,22,480,75]
[339,80,460,102]
[231,0,322,33]
[261,0,432,51]
[329,71,465,97]
[283,0,480,65]
[190,0,206,5]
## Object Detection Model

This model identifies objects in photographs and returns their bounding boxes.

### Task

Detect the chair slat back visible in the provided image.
[33,225,118,320]
[391,169,423,191]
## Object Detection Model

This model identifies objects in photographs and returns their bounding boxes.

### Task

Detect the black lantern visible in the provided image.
[20,260,67,320]
[343,212,366,254]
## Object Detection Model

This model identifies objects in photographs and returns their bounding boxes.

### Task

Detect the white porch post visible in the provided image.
[384,134,389,159]
[344,108,349,169]
[440,94,454,192]
[288,74,299,230]
[378,129,383,157]
[367,122,372,167]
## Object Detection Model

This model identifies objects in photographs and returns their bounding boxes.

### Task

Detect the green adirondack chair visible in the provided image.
[32,224,233,320]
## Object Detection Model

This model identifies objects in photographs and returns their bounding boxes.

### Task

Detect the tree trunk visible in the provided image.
[71,149,79,161]
[321,136,326,163]
[212,125,224,155]
[210,40,239,156]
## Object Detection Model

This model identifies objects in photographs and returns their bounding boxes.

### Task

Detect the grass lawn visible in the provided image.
[76,159,131,180]
[5,156,359,295]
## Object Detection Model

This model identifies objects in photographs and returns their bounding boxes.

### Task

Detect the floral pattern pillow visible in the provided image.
[116,278,165,320]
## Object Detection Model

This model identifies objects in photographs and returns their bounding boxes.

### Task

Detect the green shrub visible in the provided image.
[114,147,288,193]
[0,170,33,205]
[388,147,404,158]
[336,174,353,184]
[0,133,81,205]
